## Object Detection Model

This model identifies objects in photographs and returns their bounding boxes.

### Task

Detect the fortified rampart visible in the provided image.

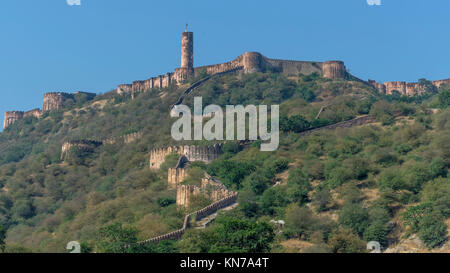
[168,168,187,189]
[60,131,142,160]
[115,29,347,97]
[175,172,234,208]
[432,78,450,89]
[24,108,43,119]
[60,140,102,160]
[102,131,143,145]
[43,91,96,112]
[191,52,326,78]
[114,28,450,100]
[149,144,223,169]
[297,114,400,137]
[368,78,450,96]
[43,92,73,111]
[3,108,43,129]
[135,193,238,245]
[3,111,24,129]
[3,91,96,129]
[152,142,232,208]
[200,175,232,203]
[4,29,449,132]
[133,141,238,246]
[117,51,334,96]
[176,184,201,208]
[323,61,347,79]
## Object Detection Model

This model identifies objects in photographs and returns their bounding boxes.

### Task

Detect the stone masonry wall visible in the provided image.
[323,61,346,79]
[136,193,238,245]
[43,92,72,111]
[168,168,187,189]
[3,108,43,129]
[368,78,450,96]
[103,131,143,145]
[60,140,102,160]
[61,132,142,161]
[176,173,234,208]
[299,115,377,137]
[149,144,223,169]
[176,184,201,208]
[3,111,24,129]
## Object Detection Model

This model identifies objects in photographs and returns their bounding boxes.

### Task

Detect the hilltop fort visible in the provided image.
[3,27,449,129]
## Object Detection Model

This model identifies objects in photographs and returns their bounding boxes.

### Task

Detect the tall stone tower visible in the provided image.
[3,111,24,129]
[175,26,194,83]
[181,27,194,69]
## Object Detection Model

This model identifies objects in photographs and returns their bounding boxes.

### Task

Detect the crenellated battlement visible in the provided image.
[102,131,143,145]
[60,131,142,161]
[114,29,348,98]
[60,140,102,160]
[3,111,24,129]
[150,144,223,169]
[3,108,43,129]
[43,91,96,112]
[117,48,346,98]
[43,92,73,111]
[176,184,201,208]
[24,108,43,119]
[368,78,449,96]
[175,175,235,208]
[168,168,187,189]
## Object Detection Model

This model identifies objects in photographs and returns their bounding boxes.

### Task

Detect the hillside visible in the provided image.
[0,71,449,253]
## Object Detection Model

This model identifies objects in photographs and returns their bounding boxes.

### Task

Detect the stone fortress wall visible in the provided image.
[3,108,43,129]
[149,144,223,169]
[60,140,103,160]
[60,131,143,161]
[115,29,348,97]
[102,131,143,145]
[133,143,237,246]
[175,174,234,208]
[149,143,234,209]
[368,78,450,96]
[168,168,187,189]
[43,92,72,112]
[116,52,342,96]
[135,193,238,245]
[4,28,450,130]
[3,91,96,129]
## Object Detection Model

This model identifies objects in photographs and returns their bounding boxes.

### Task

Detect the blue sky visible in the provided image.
[1,0,449,130]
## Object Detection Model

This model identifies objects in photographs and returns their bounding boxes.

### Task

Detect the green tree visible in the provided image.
[370,101,395,125]
[429,158,447,178]
[285,205,317,239]
[418,212,447,248]
[207,160,255,190]
[97,223,139,253]
[286,169,311,204]
[312,188,332,212]
[260,187,288,215]
[280,115,310,133]
[246,172,271,195]
[178,216,274,253]
[338,203,370,236]
[0,225,6,253]
[212,217,274,253]
[438,88,450,108]
[310,118,332,129]
[402,203,433,233]
[363,221,389,246]
[329,228,367,253]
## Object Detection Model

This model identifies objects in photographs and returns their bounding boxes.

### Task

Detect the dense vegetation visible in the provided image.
[0,71,448,253]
